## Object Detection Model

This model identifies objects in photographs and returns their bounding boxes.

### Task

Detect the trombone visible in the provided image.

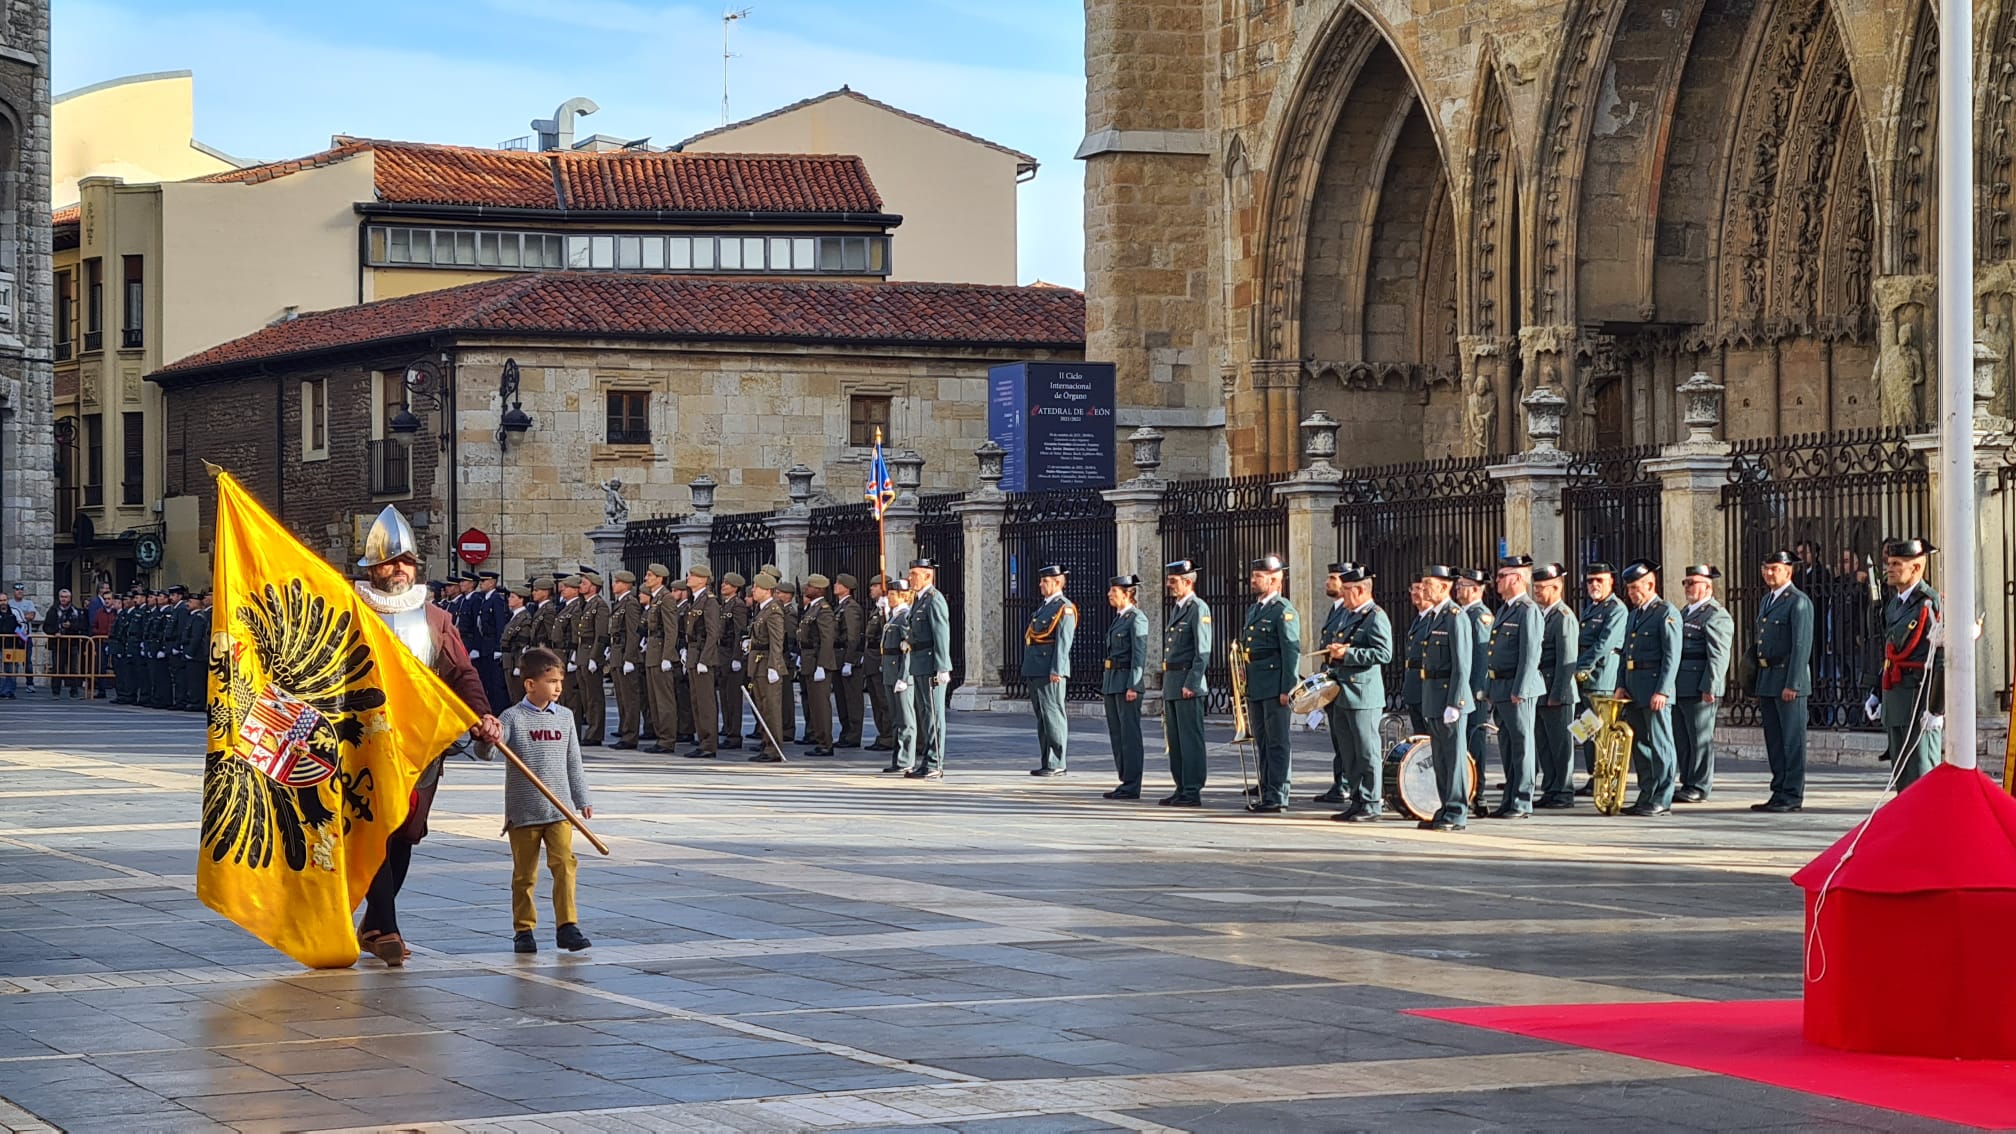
[1226,641,1254,796]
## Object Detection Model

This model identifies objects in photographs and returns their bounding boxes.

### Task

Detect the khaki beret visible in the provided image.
[759,563,780,577]
[562,575,584,588]
[752,573,779,590]
[867,573,889,587]
[613,569,636,584]
[805,573,831,589]
[835,573,858,590]
[722,571,746,588]
[510,586,532,599]
[645,563,672,579]
[774,579,797,595]
[686,563,713,579]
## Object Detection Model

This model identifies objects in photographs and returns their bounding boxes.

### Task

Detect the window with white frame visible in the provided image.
[365,226,890,277]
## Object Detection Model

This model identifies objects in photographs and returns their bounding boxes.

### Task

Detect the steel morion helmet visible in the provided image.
[357,505,421,568]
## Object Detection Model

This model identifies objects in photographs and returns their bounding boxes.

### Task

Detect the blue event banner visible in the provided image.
[987,362,1117,492]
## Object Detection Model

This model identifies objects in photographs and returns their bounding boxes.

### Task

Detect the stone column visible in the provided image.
[1104,427,1169,705]
[676,474,716,571]
[1274,413,1345,628]
[585,524,626,580]
[881,450,925,571]
[767,464,816,581]
[1643,373,1733,607]
[950,441,1009,711]
[1488,385,1572,564]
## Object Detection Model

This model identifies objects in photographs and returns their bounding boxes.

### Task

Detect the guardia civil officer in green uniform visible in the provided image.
[1314,563,1391,822]
[1573,563,1628,794]
[1483,556,1544,818]
[1024,565,1079,776]
[1453,568,1493,811]
[181,589,212,711]
[1868,538,1945,790]
[877,577,917,773]
[1100,574,1149,799]
[1401,581,1432,734]
[1674,564,1735,803]
[1752,549,1815,812]
[1160,560,1212,806]
[904,558,954,779]
[1240,555,1300,813]
[1417,566,1475,830]
[1617,559,1681,815]
[1531,564,1581,808]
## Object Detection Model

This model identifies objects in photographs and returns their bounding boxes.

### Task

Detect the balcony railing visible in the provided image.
[55,340,71,361]
[82,330,102,352]
[369,438,411,496]
[120,328,143,349]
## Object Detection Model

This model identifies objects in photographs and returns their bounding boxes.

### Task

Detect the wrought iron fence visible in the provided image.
[621,515,685,582]
[807,503,882,585]
[916,493,967,690]
[998,488,1116,701]
[1562,445,1663,570]
[1333,457,1507,710]
[705,510,777,584]
[1157,474,1290,713]
[1719,428,1928,729]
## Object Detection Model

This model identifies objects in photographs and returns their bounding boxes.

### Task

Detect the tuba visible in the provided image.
[1583,689,1634,816]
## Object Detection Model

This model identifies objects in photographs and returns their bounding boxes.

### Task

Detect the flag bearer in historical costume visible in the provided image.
[1618,559,1682,817]
[865,575,895,751]
[682,565,725,759]
[1024,565,1079,777]
[877,577,917,773]
[1160,560,1211,807]
[1532,564,1582,809]
[1674,564,1735,803]
[745,573,792,763]
[1573,563,1628,795]
[797,574,840,758]
[1417,566,1475,831]
[1752,549,1815,813]
[1869,538,1945,791]
[1483,556,1544,819]
[608,570,647,750]
[905,558,953,778]
[1315,563,1391,823]
[1100,574,1148,799]
[1240,555,1300,814]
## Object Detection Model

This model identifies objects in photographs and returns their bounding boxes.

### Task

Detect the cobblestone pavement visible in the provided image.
[0,695,1960,1132]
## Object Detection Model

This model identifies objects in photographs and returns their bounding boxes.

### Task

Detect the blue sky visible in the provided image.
[53,0,1087,286]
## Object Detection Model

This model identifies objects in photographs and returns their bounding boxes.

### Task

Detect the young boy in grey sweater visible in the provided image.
[481,647,594,954]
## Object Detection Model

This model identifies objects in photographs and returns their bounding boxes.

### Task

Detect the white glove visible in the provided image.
[767,668,780,684]
[842,663,853,677]
[1923,712,1945,732]
[740,638,752,653]
[512,667,520,676]
[934,671,951,687]
[566,662,577,672]
[679,649,688,664]
[622,661,635,674]
[660,659,672,672]
[695,662,708,674]
[814,666,827,682]
[156,651,166,659]
[1863,693,1881,721]
[1304,711,1324,730]
[1442,705,1460,725]
[732,660,743,672]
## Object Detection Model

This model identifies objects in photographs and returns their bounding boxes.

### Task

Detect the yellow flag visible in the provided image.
[198,472,476,968]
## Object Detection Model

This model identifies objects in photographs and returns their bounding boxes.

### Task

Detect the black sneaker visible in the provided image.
[513,930,537,954]
[556,923,592,951]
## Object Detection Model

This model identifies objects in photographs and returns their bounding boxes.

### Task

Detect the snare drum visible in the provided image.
[1381,736,1480,822]
[1289,673,1340,715]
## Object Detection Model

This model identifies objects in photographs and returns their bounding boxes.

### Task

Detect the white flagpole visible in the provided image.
[1937,0,1977,769]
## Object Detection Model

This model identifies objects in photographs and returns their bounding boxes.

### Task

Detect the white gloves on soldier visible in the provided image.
[622,661,635,674]
[813,666,827,682]
[567,662,577,672]
[731,661,742,672]
[1923,712,1945,732]
[695,662,708,674]
[893,679,909,694]
[841,663,853,677]
[587,660,598,673]
[1864,693,1881,721]
[512,667,520,676]
[660,659,672,671]
[766,668,780,684]
[1304,711,1325,730]
[679,648,688,664]
[934,671,950,687]
[1442,705,1461,725]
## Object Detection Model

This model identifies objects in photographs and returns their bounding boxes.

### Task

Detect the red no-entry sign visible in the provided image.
[457,528,492,566]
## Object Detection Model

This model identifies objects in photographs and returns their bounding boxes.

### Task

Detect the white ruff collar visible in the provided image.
[355,580,430,614]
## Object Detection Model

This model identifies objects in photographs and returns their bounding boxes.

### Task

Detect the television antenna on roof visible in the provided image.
[722,7,752,126]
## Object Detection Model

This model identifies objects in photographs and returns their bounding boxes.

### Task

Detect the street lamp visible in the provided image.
[389,358,446,442]
[496,359,534,451]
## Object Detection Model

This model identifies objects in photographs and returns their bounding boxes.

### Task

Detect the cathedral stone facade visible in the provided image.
[1084,0,1994,476]
[0,0,50,596]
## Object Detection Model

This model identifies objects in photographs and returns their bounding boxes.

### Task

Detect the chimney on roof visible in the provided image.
[532,97,600,152]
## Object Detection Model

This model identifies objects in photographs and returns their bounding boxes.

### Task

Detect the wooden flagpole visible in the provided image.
[493,739,611,855]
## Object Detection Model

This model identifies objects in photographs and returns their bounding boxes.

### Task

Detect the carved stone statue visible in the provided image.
[1466,376,1498,456]
[1983,309,2011,407]
[1877,316,1927,429]
[599,477,629,527]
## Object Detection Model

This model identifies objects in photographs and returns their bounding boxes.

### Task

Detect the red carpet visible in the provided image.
[1408,998,2016,1129]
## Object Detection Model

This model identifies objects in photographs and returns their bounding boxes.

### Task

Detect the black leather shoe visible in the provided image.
[1426,817,1466,831]
[1311,789,1346,804]
[1536,797,1574,809]
[1623,803,1672,817]
[1244,801,1285,814]
[1103,788,1140,800]
[1329,807,1362,822]
[904,768,943,780]
[1347,808,1384,823]
[1755,801,1801,813]
[513,930,536,954]
[1158,795,1201,807]
[881,764,906,773]
[611,741,638,750]
[750,753,786,763]
[645,744,674,754]
[682,749,715,759]
[807,748,835,758]
[556,923,592,951]
[1031,767,1065,777]
[1574,781,1595,797]
[1675,787,1707,803]
[720,740,744,750]
[867,742,894,752]
[1488,808,1531,820]
[1243,785,1261,797]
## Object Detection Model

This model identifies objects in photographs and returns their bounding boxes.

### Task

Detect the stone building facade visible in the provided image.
[0,0,50,597]
[1085,0,1994,475]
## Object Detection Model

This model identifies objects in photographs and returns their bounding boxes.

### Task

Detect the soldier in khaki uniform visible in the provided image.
[797,574,839,757]
[575,568,612,746]
[774,577,802,743]
[609,569,646,749]
[668,579,695,745]
[682,566,726,758]
[555,576,583,719]
[500,586,534,682]
[642,564,681,754]
[833,574,868,748]
[719,573,750,750]
[745,573,791,762]
[863,575,894,751]
[528,576,558,653]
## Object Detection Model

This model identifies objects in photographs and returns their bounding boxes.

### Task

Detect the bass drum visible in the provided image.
[1382,735,1481,822]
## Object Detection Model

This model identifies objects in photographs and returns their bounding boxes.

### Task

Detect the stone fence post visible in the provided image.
[676,475,716,572]
[1644,373,1733,607]
[767,464,816,581]
[951,441,1009,711]
[1274,413,1344,646]
[1105,427,1169,707]
[1488,385,1570,565]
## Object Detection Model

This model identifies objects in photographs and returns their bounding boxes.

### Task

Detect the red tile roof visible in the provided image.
[679,87,1039,172]
[52,204,78,228]
[152,273,1083,379]
[195,138,886,214]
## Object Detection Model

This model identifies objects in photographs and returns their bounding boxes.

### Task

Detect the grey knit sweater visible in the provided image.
[483,699,592,829]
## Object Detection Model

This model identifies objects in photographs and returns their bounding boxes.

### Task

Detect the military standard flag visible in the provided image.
[198,470,476,968]
[865,428,897,519]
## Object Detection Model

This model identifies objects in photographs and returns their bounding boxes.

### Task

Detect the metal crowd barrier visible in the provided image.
[2,633,116,683]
